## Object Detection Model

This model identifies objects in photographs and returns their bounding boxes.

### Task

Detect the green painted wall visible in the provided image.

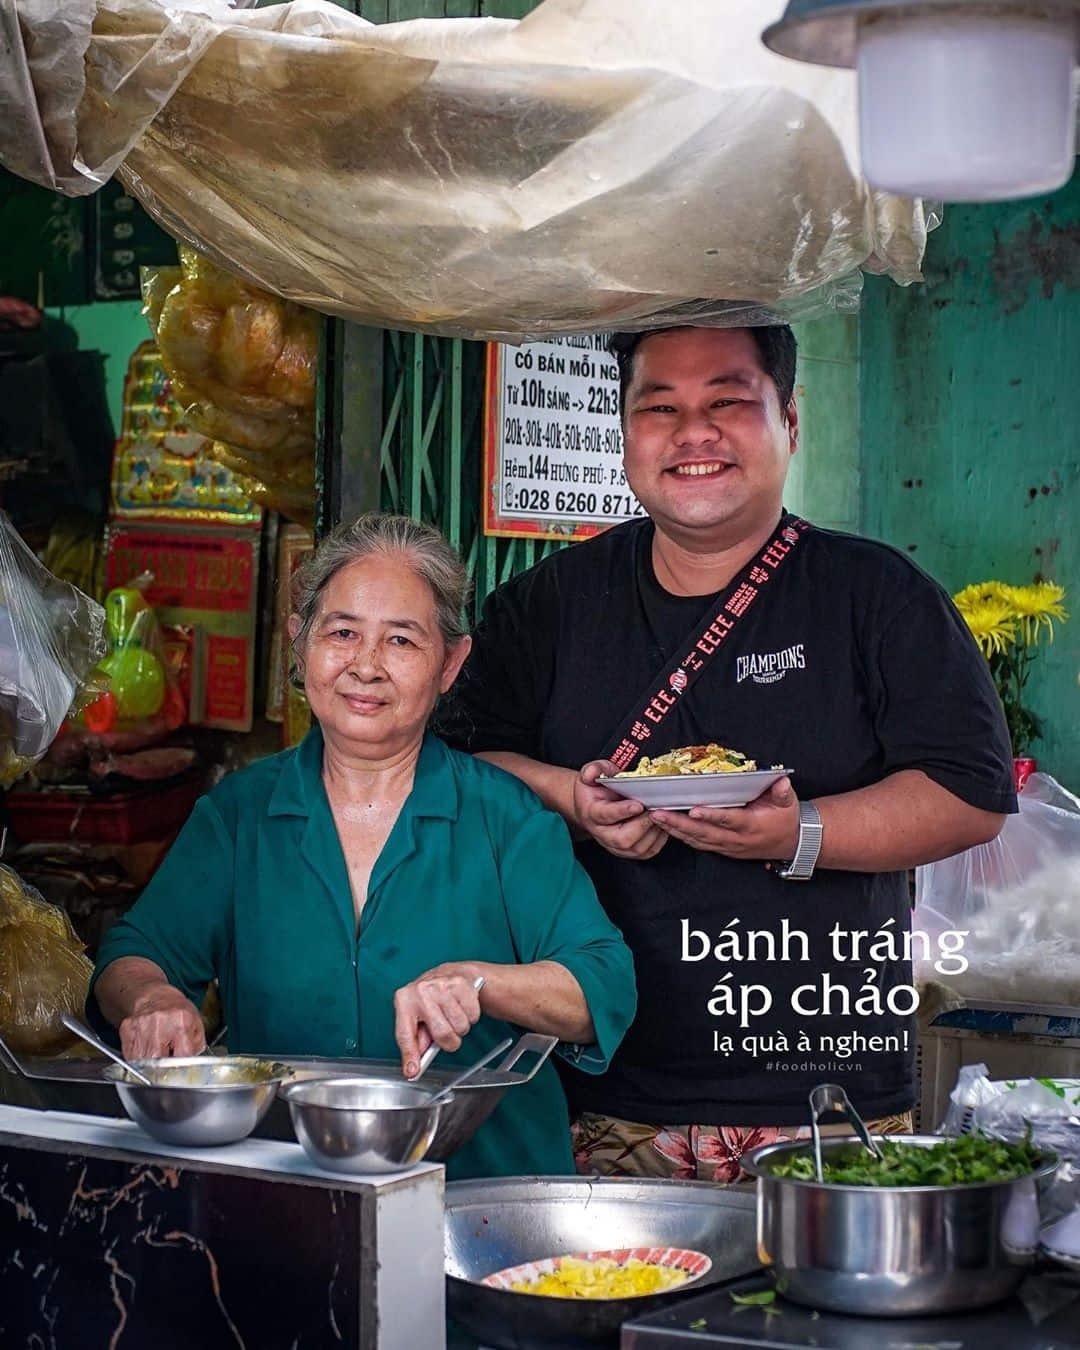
[45,300,150,434]
[860,173,1080,783]
[789,312,860,534]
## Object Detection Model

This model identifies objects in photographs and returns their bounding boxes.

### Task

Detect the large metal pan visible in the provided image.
[0,1031,557,1165]
[0,1033,123,1115]
[444,1175,760,1349]
[743,1133,1060,1316]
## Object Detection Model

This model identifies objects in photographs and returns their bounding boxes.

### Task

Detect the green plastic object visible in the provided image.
[98,588,166,721]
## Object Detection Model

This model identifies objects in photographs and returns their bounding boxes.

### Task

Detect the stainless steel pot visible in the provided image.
[742,1134,1059,1316]
[445,1176,760,1348]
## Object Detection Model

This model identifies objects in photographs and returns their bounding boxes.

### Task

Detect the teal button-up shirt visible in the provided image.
[92,727,636,1179]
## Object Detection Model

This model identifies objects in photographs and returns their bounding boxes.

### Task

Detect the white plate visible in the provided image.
[598,767,792,810]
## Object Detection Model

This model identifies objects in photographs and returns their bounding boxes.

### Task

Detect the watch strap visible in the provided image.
[777,800,823,880]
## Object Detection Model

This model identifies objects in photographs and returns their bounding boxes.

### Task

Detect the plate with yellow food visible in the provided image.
[481,1247,712,1300]
[598,744,791,810]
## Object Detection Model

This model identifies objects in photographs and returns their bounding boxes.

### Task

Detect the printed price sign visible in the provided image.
[483,335,644,540]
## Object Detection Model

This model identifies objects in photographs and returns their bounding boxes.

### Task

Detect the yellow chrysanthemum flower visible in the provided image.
[953,581,1011,614]
[958,598,1017,657]
[952,578,1067,757]
[1000,582,1067,646]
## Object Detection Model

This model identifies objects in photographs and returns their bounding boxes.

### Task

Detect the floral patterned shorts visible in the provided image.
[571,1110,914,1185]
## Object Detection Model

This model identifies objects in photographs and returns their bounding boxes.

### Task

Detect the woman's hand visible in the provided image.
[119,985,206,1060]
[573,760,669,860]
[394,963,485,1079]
[95,956,207,1060]
[394,960,595,1078]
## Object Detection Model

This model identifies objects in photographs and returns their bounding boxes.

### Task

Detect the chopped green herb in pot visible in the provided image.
[768,1134,1048,1186]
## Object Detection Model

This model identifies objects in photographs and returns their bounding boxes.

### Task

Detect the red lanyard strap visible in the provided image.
[601,516,811,771]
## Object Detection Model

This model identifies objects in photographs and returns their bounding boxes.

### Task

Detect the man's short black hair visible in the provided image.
[608,325,798,419]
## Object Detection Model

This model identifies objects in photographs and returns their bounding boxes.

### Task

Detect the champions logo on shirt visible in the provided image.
[736,644,805,685]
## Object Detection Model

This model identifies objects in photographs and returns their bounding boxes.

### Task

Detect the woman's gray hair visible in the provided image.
[289,514,470,687]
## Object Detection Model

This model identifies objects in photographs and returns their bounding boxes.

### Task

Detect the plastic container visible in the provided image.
[857,12,1077,201]
[5,771,203,846]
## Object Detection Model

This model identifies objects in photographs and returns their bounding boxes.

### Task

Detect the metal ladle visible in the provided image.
[426,1036,514,1106]
[59,1013,154,1087]
[809,1082,884,1182]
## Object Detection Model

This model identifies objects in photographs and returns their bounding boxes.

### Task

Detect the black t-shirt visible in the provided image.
[438,515,1015,1126]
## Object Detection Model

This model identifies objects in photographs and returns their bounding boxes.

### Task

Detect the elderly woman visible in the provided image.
[90,514,636,1179]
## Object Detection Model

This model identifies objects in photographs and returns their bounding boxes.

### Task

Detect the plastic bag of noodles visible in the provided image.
[0,865,93,1056]
[141,248,317,525]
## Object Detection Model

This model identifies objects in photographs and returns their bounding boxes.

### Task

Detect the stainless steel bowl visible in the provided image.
[104,1056,288,1147]
[743,1133,1059,1316]
[274,1033,557,1162]
[281,1076,445,1174]
[445,1176,760,1348]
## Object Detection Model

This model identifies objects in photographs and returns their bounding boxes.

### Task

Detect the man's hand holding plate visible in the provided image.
[574,759,670,860]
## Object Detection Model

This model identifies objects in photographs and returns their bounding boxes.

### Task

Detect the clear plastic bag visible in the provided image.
[940,1064,1080,1258]
[0,864,93,1056]
[913,775,1080,1008]
[0,510,106,786]
[141,248,317,524]
[0,0,932,341]
[942,1064,1080,1146]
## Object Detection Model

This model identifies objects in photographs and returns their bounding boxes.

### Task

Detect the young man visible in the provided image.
[439,325,1014,1181]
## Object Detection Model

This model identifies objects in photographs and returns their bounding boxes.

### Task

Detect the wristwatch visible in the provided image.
[777,801,823,881]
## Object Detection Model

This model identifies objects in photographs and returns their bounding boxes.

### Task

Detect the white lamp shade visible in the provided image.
[856,11,1078,202]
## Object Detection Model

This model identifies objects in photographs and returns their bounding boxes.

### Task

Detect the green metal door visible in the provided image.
[378,331,568,619]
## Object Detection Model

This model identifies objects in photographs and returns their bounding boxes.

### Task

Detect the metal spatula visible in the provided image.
[426,1036,514,1106]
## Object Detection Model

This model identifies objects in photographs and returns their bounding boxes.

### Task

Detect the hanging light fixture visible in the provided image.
[763,0,1079,201]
